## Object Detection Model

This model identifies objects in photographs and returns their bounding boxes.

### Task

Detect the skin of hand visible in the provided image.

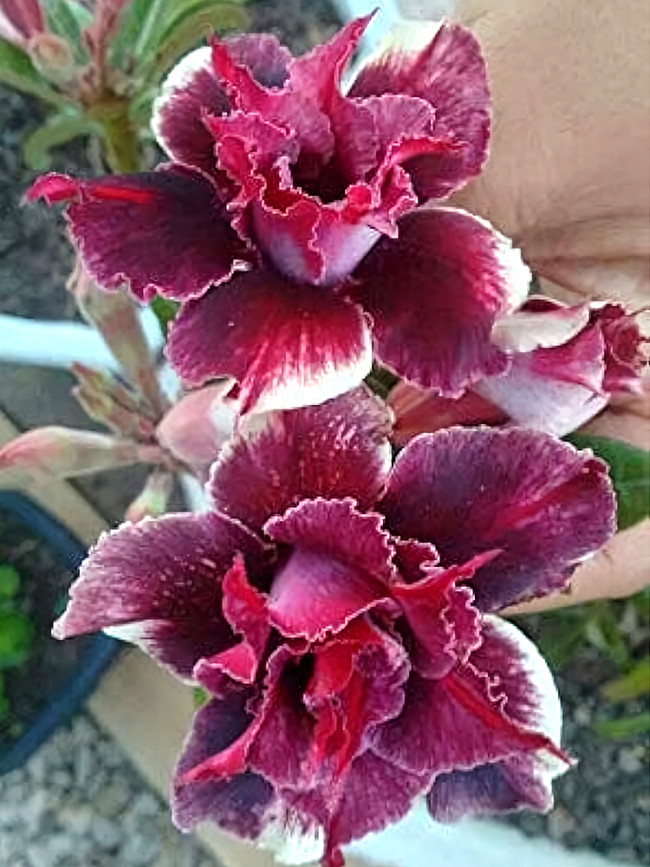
[423,0,650,609]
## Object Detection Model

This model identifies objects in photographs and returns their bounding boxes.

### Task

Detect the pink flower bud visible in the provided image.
[27,33,75,85]
[69,262,165,417]
[156,381,236,477]
[0,427,164,484]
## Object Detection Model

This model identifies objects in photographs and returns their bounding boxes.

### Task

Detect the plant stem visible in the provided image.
[101,107,140,173]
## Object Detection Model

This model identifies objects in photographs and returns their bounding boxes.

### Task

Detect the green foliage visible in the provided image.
[601,655,650,702]
[150,296,180,336]
[594,713,650,741]
[0,37,68,106]
[139,2,248,85]
[192,686,208,708]
[0,566,20,601]
[566,433,650,530]
[44,0,92,63]
[112,0,247,75]
[0,564,34,730]
[23,111,103,169]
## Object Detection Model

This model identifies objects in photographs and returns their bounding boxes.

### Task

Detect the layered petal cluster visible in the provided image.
[389,298,648,443]
[28,17,530,414]
[54,389,616,866]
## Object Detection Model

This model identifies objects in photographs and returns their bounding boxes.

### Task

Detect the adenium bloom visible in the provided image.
[53,388,616,866]
[27,17,530,414]
[389,298,647,443]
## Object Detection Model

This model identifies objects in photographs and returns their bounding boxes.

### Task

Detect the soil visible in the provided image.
[506,611,650,865]
[0,503,93,749]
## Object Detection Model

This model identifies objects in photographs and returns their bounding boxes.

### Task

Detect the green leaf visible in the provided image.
[594,711,650,741]
[44,0,92,63]
[601,655,650,702]
[0,566,20,601]
[0,37,68,106]
[566,434,650,530]
[192,686,208,708]
[23,111,102,169]
[0,611,34,669]
[138,2,248,85]
[150,296,179,336]
[109,0,157,68]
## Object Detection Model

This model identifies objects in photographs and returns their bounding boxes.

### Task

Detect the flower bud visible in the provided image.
[0,0,45,49]
[27,33,75,86]
[0,427,164,484]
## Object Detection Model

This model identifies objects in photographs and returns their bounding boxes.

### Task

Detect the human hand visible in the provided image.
[424,0,650,608]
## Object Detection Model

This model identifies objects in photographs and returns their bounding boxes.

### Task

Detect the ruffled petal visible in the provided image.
[166,270,372,414]
[380,427,617,611]
[390,559,485,679]
[207,387,392,533]
[354,208,530,396]
[26,166,248,302]
[172,692,276,837]
[264,499,395,640]
[153,34,292,173]
[373,617,566,783]
[350,21,490,198]
[426,617,568,821]
[194,555,270,686]
[53,512,267,679]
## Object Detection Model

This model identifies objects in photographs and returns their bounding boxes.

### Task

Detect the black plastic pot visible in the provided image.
[0,490,120,775]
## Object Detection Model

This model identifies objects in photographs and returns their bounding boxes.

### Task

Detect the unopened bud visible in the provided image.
[27,33,75,85]
[0,0,45,49]
[156,382,236,477]
[0,426,165,484]
[69,263,165,417]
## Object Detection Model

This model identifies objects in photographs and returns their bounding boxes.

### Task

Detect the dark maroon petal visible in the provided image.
[427,755,555,822]
[387,380,507,446]
[153,35,292,174]
[288,15,372,109]
[392,537,439,583]
[166,270,372,413]
[354,208,530,396]
[208,386,392,533]
[152,48,230,175]
[211,40,334,163]
[391,559,485,679]
[323,751,430,863]
[194,555,270,686]
[53,511,266,679]
[303,618,409,779]
[350,22,490,198]
[28,166,248,302]
[265,499,395,640]
[372,617,566,783]
[172,692,275,837]
[426,616,568,821]
[380,426,616,611]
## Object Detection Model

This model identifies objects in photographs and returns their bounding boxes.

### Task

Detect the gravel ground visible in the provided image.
[0,712,218,867]
[503,626,650,866]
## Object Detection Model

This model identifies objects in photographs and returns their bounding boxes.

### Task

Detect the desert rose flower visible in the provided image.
[27,16,530,414]
[389,298,647,443]
[52,388,616,866]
